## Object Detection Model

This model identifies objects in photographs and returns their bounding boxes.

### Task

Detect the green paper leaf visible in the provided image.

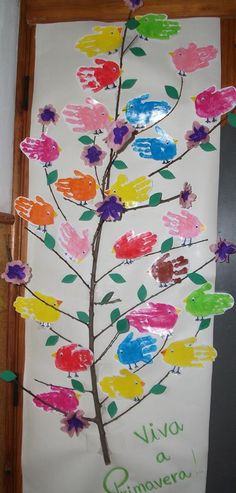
[161,237,173,253]
[71,379,85,393]
[130,47,146,57]
[76,311,89,324]
[159,169,175,180]
[126,18,139,30]
[113,160,128,170]
[78,135,94,145]
[200,142,216,152]
[0,370,17,382]
[79,210,95,221]
[107,401,118,418]
[227,112,236,127]
[62,274,77,284]
[116,318,130,334]
[150,383,167,395]
[199,318,211,331]
[121,79,137,89]
[110,308,121,323]
[44,233,56,250]
[101,291,115,305]
[165,85,179,100]
[188,272,207,285]
[137,285,147,302]
[47,170,58,185]
[109,273,126,284]
[45,335,59,346]
[149,193,162,207]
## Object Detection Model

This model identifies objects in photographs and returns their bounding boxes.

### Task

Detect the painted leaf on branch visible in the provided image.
[130,47,146,57]
[0,370,17,382]
[47,170,58,185]
[113,160,128,170]
[45,335,59,346]
[137,285,147,301]
[159,169,175,180]
[199,318,211,331]
[62,274,77,284]
[126,18,139,30]
[227,112,236,128]
[107,401,118,418]
[121,79,137,89]
[77,311,89,324]
[110,308,121,323]
[165,85,179,100]
[44,233,56,250]
[79,210,96,221]
[109,273,126,283]
[78,135,94,145]
[116,318,130,334]
[188,272,207,285]
[149,193,162,207]
[71,379,85,393]
[161,237,173,253]
[150,384,167,395]
[101,292,115,305]
[200,142,216,152]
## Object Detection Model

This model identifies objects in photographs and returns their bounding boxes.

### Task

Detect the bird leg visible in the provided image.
[43,161,52,168]
[67,372,72,378]
[171,366,181,375]
[74,372,79,377]
[94,129,103,135]
[43,226,47,233]
[105,83,117,90]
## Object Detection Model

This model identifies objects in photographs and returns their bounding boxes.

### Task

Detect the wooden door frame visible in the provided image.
[7,1,236,492]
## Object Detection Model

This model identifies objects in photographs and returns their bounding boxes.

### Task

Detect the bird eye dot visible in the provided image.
[195,225,198,228]
[191,297,195,302]
[170,349,174,353]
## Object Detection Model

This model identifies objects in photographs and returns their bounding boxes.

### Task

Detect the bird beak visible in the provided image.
[51,352,56,358]
[59,146,63,153]
[53,211,58,217]
[119,69,124,75]
[122,106,127,112]
[173,139,178,144]
[176,308,181,314]
[169,51,174,56]
[161,349,167,355]
[112,246,115,254]
[75,392,80,399]
[96,184,100,190]
[114,354,118,360]
[118,27,122,34]
[141,381,145,386]
[56,299,63,306]
[191,96,196,102]
[183,297,187,303]
[200,224,207,233]
[105,188,111,196]
[108,115,114,122]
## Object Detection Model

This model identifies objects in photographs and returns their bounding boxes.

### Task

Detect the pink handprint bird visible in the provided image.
[170,43,217,76]
[126,302,180,337]
[62,98,112,134]
[33,386,80,413]
[193,86,236,122]
[20,133,61,167]
[59,222,90,262]
[163,210,206,246]
[77,59,122,92]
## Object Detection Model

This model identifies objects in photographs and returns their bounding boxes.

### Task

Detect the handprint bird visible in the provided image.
[132,126,177,163]
[162,210,206,246]
[59,223,90,262]
[20,133,61,167]
[15,195,57,231]
[52,344,93,378]
[55,170,99,203]
[170,43,217,76]
[33,386,80,413]
[161,337,217,374]
[135,14,181,40]
[113,230,157,262]
[106,174,152,207]
[125,94,171,128]
[150,253,189,287]
[13,292,62,325]
[192,86,236,122]
[62,98,112,134]
[100,369,145,400]
[75,26,123,57]
[184,283,234,319]
[77,59,122,92]
[126,302,180,337]
[116,332,157,369]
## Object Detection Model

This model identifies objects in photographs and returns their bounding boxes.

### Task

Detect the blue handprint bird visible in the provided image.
[125,94,171,128]
[132,126,177,163]
[116,332,157,369]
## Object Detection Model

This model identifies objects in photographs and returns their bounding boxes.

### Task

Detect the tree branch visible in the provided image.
[34,378,92,393]
[123,34,139,56]
[63,197,95,212]
[125,193,179,212]
[44,168,67,221]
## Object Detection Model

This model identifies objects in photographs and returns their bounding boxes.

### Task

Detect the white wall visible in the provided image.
[0,0,19,213]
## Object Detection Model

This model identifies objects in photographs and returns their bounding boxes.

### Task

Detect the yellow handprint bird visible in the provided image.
[75,26,123,57]
[13,292,63,326]
[106,174,152,207]
[100,369,145,400]
[161,337,217,374]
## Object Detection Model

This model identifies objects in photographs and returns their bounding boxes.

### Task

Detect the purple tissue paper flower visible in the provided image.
[185,121,209,149]
[1,260,32,285]
[60,410,90,437]
[81,144,107,167]
[37,104,59,126]
[124,0,144,10]
[179,182,197,209]
[105,119,135,152]
[96,195,126,221]
[210,238,236,263]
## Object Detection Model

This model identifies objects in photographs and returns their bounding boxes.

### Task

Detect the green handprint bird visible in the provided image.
[184,282,234,319]
[135,14,181,40]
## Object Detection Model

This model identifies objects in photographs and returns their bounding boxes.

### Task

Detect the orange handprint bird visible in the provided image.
[55,170,99,203]
[15,196,57,232]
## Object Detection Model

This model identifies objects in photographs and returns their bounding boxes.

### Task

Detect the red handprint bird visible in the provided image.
[15,195,57,231]
[170,43,217,76]
[150,253,189,287]
[113,230,157,263]
[77,59,122,93]
[55,170,99,203]
[20,133,61,167]
[192,85,236,122]
[52,344,93,378]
